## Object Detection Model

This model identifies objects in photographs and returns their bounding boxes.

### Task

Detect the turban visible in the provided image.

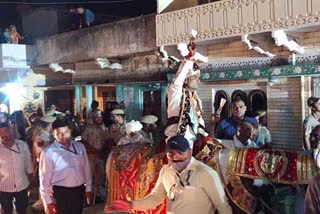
[125,120,142,135]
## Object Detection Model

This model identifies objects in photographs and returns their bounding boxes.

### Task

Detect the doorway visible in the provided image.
[44,89,74,113]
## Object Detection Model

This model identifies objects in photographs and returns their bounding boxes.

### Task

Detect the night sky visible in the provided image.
[0,0,157,30]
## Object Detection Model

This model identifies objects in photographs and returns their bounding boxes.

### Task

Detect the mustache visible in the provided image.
[172,160,185,163]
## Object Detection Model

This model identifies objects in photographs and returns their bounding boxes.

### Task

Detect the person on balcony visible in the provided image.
[9,25,23,44]
[77,6,95,28]
[69,6,81,30]
[3,28,11,43]
[303,96,320,150]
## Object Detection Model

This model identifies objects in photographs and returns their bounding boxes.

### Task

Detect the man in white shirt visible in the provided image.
[218,122,259,185]
[165,60,207,148]
[0,122,33,214]
[221,121,259,149]
[304,96,320,150]
[106,135,232,214]
[39,120,92,214]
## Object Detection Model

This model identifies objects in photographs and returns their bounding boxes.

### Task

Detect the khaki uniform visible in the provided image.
[109,121,126,146]
[82,124,109,176]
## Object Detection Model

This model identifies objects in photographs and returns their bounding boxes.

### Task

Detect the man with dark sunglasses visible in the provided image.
[0,122,33,214]
[39,120,92,214]
[107,135,231,214]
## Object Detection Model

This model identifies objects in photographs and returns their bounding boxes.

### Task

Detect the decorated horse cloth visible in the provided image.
[107,137,316,213]
[228,148,317,184]
[107,142,166,214]
[193,138,317,213]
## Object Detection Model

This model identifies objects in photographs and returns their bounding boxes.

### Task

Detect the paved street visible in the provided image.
[27,198,106,214]
[26,185,106,214]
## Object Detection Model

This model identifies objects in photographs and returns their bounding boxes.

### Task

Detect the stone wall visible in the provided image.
[34,15,157,65]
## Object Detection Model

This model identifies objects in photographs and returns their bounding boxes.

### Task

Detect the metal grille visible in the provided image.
[313,77,320,97]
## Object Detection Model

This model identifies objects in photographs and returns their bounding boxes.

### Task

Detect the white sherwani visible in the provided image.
[165,60,207,147]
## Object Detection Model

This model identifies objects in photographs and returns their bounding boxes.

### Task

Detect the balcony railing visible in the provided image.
[156,0,320,46]
[0,44,30,69]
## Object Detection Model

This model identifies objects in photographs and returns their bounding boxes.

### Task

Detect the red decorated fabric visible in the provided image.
[107,143,166,214]
[228,148,317,184]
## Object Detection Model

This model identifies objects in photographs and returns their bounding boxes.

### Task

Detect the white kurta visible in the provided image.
[165,60,207,147]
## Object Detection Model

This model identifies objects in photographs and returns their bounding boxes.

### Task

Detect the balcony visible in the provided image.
[0,44,31,69]
[34,14,156,65]
[156,0,320,46]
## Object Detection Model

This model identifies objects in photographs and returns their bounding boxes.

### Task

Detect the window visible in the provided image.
[248,90,267,112]
[313,77,320,97]
[231,90,248,106]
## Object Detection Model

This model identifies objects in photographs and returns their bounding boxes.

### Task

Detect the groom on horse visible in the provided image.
[165,35,208,149]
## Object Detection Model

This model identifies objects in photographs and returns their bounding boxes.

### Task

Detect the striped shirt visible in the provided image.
[0,140,33,192]
[39,140,92,205]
